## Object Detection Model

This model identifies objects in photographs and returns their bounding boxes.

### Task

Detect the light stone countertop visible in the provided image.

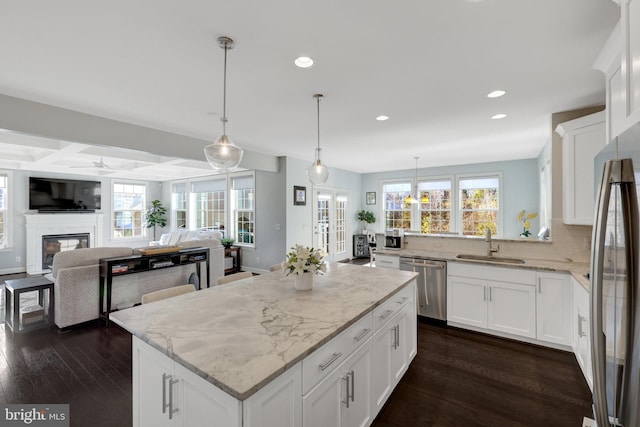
[109,263,417,401]
[375,248,591,290]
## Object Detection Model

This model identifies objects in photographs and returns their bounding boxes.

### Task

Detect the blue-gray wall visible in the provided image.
[360,158,539,238]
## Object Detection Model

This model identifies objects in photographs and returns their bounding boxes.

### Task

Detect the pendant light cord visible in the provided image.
[221,41,229,135]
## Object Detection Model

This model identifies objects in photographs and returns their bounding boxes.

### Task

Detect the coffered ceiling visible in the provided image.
[0,0,619,177]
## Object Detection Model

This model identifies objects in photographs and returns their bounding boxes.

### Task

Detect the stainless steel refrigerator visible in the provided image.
[590,124,640,427]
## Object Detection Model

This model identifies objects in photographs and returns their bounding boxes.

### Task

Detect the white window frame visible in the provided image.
[0,171,11,249]
[417,175,454,234]
[456,172,503,237]
[380,179,414,231]
[229,171,256,248]
[111,181,148,240]
[171,181,188,229]
[189,176,227,234]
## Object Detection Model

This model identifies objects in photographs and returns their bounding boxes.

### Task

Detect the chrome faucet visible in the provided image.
[486,228,499,256]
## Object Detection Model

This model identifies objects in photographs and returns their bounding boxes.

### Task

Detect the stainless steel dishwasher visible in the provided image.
[399,257,446,321]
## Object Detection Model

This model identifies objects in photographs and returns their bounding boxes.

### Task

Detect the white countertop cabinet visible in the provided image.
[447,263,536,339]
[536,272,572,347]
[133,337,243,427]
[572,278,592,390]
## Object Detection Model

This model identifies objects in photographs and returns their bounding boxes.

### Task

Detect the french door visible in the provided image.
[313,189,350,262]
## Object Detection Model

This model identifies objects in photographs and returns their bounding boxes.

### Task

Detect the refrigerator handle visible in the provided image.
[590,160,614,427]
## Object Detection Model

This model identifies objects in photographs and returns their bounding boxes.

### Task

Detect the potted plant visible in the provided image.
[144,199,167,241]
[357,209,376,232]
[221,237,235,249]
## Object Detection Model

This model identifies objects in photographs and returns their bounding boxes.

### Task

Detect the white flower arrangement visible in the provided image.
[284,245,327,276]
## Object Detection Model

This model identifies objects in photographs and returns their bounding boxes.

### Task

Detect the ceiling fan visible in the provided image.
[69,157,112,169]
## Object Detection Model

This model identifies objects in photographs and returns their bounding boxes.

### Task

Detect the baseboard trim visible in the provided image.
[0,267,27,275]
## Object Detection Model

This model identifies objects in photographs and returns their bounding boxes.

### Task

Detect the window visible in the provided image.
[112,183,146,239]
[0,174,7,248]
[191,178,226,233]
[383,181,412,230]
[230,174,254,246]
[172,183,187,229]
[335,195,347,254]
[418,179,452,234]
[459,176,500,236]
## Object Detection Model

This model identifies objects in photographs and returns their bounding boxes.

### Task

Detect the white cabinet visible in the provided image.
[447,263,536,339]
[447,276,487,329]
[374,254,399,269]
[133,337,301,427]
[133,337,242,427]
[302,340,372,427]
[371,288,416,415]
[572,278,592,390]
[622,0,640,126]
[555,111,606,225]
[536,272,572,347]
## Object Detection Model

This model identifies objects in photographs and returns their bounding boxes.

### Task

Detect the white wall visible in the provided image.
[0,169,161,274]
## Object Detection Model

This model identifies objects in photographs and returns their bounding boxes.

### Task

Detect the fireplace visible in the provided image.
[25,213,104,275]
[42,233,90,270]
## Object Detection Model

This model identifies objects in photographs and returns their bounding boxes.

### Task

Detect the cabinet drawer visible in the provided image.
[375,254,399,269]
[372,284,414,332]
[302,312,372,394]
[448,262,535,285]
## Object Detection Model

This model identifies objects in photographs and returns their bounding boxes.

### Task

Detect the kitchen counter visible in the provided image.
[375,248,590,290]
[110,263,417,400]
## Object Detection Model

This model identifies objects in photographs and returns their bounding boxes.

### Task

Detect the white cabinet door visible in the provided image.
[556,112,606,225]
[244,362,302,427]
[447,276,487,329]
[622,0,640,125]
[344,341,372,427]
[487,281,536,339]
[133,338,175,427]
[176,362,242,427]
[390,303,412,385]
[303,366,345,427]
[536,273,572,346]
[371,321,394,414]
[572,279,592,390]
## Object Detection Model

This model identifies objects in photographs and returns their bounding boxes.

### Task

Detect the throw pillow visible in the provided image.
[188,272,200,290]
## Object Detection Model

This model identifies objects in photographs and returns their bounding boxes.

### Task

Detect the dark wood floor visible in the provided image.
[0,277,591,427]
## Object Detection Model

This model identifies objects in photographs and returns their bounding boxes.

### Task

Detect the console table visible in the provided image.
[99,246,210,325]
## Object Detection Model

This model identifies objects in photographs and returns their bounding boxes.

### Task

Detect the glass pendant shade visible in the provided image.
[307,149,329,185]
[307,94,329,185]
[204,35,243,172]
[204,134,244,172]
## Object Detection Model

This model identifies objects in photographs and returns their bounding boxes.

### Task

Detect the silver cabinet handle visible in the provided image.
[489,286,492,302]
[483,286,486,301]
[319,352,342,371]
[342,374,350,408]
[342,370,355,408]
[578,314,586,337]
[354,328,371,342]
[168,377,179,420]
[538,277,542,294]
[396,324,400,349]
[380,309,394,320]
[349,370,355,403]
[162,373,170,414]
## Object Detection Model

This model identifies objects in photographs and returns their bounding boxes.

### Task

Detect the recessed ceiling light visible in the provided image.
[487,90,506,98]
[294,56,314,68]
[492,113,507,119]
[376,115,389,121]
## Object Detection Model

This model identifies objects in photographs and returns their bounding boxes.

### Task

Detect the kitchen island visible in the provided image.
[110,263,417,427]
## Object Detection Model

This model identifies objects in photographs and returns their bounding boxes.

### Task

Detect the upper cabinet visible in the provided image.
[594,1,640,140]
[556,111,606,225]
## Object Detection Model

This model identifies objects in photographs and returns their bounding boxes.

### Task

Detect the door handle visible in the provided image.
[354,328,371,342]
[538,277,541,294]
[342,374,350,408]
[162,373,170,414]
[380,309,394,320]
[319,352,342,371]
[168,377,179,420]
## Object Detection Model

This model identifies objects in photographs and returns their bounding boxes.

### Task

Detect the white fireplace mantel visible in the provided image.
[25,213,104,275]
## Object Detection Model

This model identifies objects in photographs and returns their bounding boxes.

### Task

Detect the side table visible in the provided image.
[224,246,241,275]
[4,276,54,333]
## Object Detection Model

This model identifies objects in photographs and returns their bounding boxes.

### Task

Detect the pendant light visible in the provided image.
[204,36,244,172]
[405,157,420,204]
[307,94,330,185]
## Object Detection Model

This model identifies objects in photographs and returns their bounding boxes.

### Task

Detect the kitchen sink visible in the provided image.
[456,254,525,264]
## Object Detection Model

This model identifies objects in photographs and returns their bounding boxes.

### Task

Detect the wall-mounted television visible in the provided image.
[29,177,101,212]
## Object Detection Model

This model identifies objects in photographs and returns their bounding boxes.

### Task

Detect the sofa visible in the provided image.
[47,233,224,329]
